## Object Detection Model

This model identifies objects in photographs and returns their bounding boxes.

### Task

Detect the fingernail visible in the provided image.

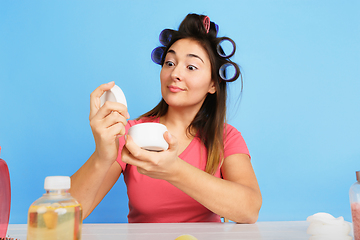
[108,81,114,85]
[126,112,130,119]
[124,135,127,141]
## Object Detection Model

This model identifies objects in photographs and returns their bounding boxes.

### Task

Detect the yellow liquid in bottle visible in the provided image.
[27,203,82,240]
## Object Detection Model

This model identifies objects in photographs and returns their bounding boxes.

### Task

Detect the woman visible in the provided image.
[70,13,262,223]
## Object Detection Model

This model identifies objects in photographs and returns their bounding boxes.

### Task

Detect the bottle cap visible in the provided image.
[356,171,360,182]
[44,176,71,190]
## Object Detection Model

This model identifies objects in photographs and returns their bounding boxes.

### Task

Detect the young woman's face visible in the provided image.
[160,38,216,110]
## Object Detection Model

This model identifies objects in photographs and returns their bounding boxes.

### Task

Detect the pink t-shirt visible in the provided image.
[116,117,250,223]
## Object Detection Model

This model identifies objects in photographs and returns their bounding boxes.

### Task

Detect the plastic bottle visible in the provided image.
[27,176,83,240]
[350,171,360,240]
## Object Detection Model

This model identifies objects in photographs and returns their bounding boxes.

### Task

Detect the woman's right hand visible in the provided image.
[89,81,130,165]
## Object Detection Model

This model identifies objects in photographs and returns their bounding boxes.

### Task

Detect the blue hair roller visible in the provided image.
[159,29,173,46]
[151,47,165,65]
[217,37,236,58]
[219,62,238,82]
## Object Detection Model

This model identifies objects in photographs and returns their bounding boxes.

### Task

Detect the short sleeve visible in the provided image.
[224,124,250,159]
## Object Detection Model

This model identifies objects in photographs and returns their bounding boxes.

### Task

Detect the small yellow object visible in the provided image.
[175,234,198,240]
[43,210,58,229]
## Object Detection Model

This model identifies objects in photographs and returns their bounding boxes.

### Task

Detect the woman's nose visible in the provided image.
[170,65,182,81]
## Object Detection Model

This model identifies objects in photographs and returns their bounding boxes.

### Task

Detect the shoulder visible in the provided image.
[224,123,242,139]
[223,123,250,159]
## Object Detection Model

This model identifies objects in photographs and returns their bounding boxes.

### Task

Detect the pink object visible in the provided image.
[352,202,360,240]
[0,147,11,238]
[203,16,210,33]
[117,118,250,223]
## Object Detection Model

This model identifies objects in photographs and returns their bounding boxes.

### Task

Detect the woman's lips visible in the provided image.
[168,85,184,93]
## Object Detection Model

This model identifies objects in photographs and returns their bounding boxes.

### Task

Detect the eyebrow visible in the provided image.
[167,49,204,63]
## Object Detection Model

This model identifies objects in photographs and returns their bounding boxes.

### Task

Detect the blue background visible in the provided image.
[0,0,359,224]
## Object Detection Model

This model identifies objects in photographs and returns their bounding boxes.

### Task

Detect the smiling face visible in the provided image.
[160,38,216,111]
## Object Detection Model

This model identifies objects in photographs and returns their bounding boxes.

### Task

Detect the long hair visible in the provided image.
[140,13,242,175]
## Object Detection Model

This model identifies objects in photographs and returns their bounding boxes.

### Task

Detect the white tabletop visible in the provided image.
[7,221,312,240]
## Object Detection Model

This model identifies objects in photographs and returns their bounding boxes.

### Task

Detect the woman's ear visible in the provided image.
[208,80,216,94]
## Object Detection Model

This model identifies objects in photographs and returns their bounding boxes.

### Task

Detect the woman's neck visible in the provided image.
[160,106,199,137]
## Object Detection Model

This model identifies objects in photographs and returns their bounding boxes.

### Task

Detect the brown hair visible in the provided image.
[140,13,242,175]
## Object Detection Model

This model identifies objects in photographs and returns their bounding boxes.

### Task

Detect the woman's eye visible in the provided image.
[188,65,197,70]
[165,61,175,67]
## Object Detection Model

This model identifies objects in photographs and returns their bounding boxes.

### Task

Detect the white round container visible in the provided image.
[128,123,169,151]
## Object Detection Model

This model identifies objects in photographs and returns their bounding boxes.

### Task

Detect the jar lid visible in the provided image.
[44,176,70,190]
[100,84,127,107]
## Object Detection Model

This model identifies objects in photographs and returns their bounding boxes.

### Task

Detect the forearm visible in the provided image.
[70,152,114,218]
[168,159,262,223]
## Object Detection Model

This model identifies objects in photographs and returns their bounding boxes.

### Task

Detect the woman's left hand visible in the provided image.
[121,132,180,181]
